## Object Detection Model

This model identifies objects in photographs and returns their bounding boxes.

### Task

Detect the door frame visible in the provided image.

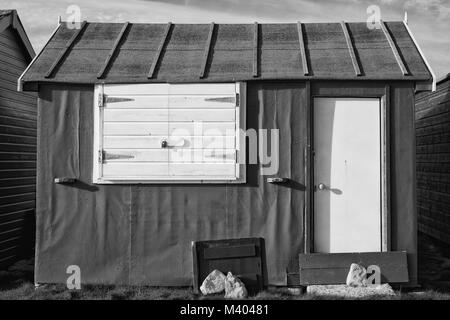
[304,82,391,254]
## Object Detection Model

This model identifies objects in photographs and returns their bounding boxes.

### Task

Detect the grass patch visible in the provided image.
[2,233,450,300]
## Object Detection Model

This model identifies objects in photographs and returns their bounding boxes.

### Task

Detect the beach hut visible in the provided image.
[18,19,433,287]
[0,10,36,269]
[416,74,450,244]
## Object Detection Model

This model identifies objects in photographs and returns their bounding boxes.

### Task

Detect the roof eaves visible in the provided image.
[402,19,436,91]
[18,20,61,91]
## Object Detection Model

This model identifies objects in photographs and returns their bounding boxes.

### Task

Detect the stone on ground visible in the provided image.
[307,284,395,298]
[346,263,368,287]
[200,269,227,295]
[224,272,248,299]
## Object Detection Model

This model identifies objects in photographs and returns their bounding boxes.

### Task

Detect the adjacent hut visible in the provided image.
[19,20,434,287]
[416,74,450,244]
[0,10,36,269]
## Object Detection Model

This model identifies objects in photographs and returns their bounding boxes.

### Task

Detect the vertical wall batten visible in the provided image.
[97,22,130,79]
[304,80,312,254]
[45,21,87,78]
[340,21,361,76]
[297,22,309,76]
[252,22,258,78]
[382,85,391,251]
[380,20,409,76]
[148,22,172,79]
[199,22,215,79]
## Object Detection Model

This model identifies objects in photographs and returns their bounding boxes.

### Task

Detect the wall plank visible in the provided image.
[0,26,36,269]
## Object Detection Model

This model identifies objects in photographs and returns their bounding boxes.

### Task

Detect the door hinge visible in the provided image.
[98,150,105,163]
[98,93,104,107]
[236,93,240,107]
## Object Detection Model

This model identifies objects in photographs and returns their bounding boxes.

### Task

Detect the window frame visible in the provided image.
[92,82,246,184]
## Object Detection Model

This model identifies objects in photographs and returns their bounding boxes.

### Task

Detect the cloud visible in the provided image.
[404,0,450,19]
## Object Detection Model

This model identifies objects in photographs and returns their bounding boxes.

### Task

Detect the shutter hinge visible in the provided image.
[236,93,240,107]
[98,150,105,163]
[98,93,104,107]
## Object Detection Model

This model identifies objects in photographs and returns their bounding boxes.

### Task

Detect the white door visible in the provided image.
[313,98,381,253]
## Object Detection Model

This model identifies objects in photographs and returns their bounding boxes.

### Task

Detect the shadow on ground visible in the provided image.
[418,232,450,292]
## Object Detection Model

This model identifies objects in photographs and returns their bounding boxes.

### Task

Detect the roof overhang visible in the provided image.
[403,19,436,92]
[18,20,435,92]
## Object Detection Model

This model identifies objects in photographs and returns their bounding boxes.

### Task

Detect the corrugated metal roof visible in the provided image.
[20,21,432,86]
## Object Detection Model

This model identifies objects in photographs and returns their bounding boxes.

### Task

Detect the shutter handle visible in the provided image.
[161,138,185,148]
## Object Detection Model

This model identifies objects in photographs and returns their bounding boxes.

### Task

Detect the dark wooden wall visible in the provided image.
[416,76,450,244]
[0,26,36,269]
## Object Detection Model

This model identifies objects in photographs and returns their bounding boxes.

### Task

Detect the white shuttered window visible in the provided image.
[93,83,246,183]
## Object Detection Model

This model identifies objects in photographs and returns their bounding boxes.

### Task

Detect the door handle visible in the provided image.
[317,183,327,191]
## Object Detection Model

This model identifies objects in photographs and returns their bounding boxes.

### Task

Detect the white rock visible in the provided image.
[224,272,248,299]
[307,283,395,298]
[200,269,227,295]
[346,263,368,287]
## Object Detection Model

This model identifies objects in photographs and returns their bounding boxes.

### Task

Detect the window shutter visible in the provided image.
[93,83,246,183]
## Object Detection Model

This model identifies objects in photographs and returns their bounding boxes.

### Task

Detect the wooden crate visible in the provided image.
[192,238,267,295]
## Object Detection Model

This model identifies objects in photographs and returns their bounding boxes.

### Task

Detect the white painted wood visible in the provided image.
[204,149,236,163]
[169,149,235,163]
[313,97,381,253]
[169,163,235,176]
[104,136,235,149]
[103,162,169,177]
[93,82,246,183]
[104,109,235,122]
[103,83,169,95]
[103,95,236,109]
[105,96,168,108]
[104,122,168,135]
[96,176,241,183]
[103,148,234,163]
[103,83,235,95]
[169,109,235,122]
[104,162,235,177]
[169,96,235,108]
[168,83,236,95]
[170,122,235,135]
[104,122,235,136]
[104,109,168,122]
[93,84,102,182]
[104,149,169,162]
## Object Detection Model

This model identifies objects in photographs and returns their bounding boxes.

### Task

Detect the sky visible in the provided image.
[3,0,450,78]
